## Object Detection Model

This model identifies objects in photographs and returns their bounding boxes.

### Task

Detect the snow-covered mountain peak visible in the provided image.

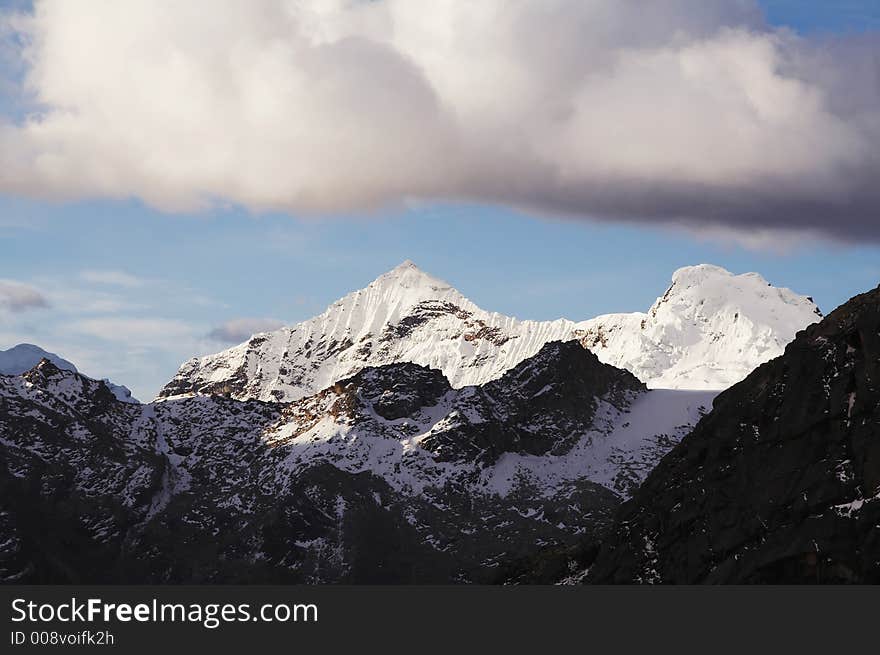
[579,264,823,390]
[313,261,473,335]
[160,262,822,401]
[0,343,77,375]
[368,260,450,294]
[670,263,734,283]
[350,260,466,311]
[0,343,139,403]
[159,261,572,402]
[659,264,821,318]
[378,259,442,286]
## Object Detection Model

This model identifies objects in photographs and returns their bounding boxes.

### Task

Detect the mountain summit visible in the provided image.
[158,262,821,402]
[159,261,576,401]
[587,282,879,583]
[371,259,455,294]
[578,264,823,389]
[0,343,138,403]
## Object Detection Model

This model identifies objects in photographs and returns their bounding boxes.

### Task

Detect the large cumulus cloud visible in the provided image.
[1,0,878,240]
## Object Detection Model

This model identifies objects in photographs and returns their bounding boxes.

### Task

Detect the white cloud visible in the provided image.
[39,281,145,314]
[0,279,49,312]
[80,269,147,288]
[0,1,878,240]
[207,317,285,343]
[0,271,218,399]
[70,317,198,343]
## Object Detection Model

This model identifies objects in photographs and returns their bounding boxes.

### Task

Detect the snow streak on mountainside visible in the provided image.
[0,343,138,403]
[159,261,821,402]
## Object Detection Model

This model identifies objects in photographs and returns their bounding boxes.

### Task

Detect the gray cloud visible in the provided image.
[207,318,285,344]
[0,1,878,242]
[0,279,49,312]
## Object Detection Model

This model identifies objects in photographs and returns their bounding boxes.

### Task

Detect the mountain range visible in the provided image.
[3,262,875,584]
[159,261,820,402]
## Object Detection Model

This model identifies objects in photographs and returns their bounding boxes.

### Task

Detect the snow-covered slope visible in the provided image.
[159,261,821,401]
[482,387,715,498]
[1,340,711,582]
[159,261,577,401]
[264,340,668,499]
[0,343,77,375]
[0,343,139,403]
[0,343,684,583]
[586,281,880,584]
[576,265,823,390]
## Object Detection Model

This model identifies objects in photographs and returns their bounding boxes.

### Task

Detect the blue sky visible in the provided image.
[1,1,879,399]
[761,0,880,32]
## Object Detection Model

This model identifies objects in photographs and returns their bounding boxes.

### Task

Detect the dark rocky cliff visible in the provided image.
[587,285,880,583]
[1,342,635,584]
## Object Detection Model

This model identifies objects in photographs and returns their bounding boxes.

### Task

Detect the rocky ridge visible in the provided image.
[2,341,708,583]
[0,343,138,403]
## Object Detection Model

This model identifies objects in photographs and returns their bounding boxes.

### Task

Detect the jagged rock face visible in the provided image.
[421,341,645,464]
[267,340,665,486]
[159,262,820,402]
[339,363,452,421]
[0,360,156,582]
[3,344,669,583]
[586,285,880,584]
[265,341,708,502]
[0,368,459,583]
